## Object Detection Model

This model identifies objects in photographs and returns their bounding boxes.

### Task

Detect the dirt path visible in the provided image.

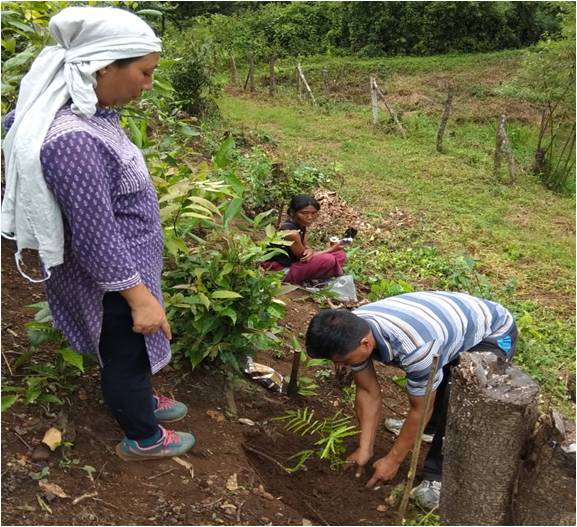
[1,239,419,525]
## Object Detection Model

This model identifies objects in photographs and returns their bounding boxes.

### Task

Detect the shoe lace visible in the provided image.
[155,394,176,411]
[160,427,180,446]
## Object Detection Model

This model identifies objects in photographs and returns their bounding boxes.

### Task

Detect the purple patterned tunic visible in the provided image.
[18,105,170,373]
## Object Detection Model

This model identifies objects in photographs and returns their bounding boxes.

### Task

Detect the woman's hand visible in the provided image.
[300,248,315,262]
[120,284,172,340]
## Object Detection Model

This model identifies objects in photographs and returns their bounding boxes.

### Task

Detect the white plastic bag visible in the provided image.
[328,275,357,302]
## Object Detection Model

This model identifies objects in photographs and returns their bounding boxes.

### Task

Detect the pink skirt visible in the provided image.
[261,249,346,284]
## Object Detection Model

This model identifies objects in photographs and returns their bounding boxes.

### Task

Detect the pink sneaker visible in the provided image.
[116,426,195,461]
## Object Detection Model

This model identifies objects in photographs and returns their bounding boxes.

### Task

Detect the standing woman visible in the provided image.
[2,7,194,460]
[263,195,347,284]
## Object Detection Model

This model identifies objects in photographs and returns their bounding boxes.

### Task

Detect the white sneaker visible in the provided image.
[410,480,441,510]
[384,417,434,443]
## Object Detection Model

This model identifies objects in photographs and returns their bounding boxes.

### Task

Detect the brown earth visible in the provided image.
[1,239,422,526]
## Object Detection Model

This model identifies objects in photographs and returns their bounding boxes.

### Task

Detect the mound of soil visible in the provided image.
[1,239,423,526]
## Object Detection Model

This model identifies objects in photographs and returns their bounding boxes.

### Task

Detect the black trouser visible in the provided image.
[99,292,159,441]
[422,325,518,481]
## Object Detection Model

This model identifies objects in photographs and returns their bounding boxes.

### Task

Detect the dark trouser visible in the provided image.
[99,292,159,441]
[422,324,518,481]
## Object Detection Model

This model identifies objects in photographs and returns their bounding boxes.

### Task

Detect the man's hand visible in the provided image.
[365,455,401,488]
[346,447,373,478]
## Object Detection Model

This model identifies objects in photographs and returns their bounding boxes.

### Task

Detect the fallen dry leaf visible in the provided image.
[225,473,238,491]
[41,427,62,451]
[39,480,68,499]
[302,519,313,526]
[15,453,30,466]
[238,418,255,426]
[172,456,194,479]
[376,504,387,513]
[206,410,225,422]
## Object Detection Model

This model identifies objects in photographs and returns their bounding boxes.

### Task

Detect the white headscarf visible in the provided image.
[1,7,161,281]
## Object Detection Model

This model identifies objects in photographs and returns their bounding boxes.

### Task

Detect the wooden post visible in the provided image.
[436,84,454,153]
[322,66,329,96]
[370,76,379,124]
[440,352,540,525]
[296,65,303,100]
[287,348,301,396]
[268,56,276,96]
[398,354,440,523]
[244,55,255,93]
[230,55,238,86]
[513,411,576,525]
[373,78,406,138]
[494,113,516,184]
[297,63,316,106]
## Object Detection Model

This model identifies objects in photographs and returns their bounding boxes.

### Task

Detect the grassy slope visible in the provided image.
[219,50,575,410]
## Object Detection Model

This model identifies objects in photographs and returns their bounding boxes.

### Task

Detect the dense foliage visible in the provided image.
[180,1,565,58]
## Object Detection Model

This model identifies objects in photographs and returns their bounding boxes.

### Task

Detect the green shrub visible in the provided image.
[163,220,288,372]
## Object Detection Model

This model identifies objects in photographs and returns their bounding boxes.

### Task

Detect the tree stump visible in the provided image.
[513,410,576,525]
[440,352,539,525]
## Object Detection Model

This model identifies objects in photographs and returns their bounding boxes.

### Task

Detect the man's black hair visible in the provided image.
[287,194,320,216]
[305,309,370,360]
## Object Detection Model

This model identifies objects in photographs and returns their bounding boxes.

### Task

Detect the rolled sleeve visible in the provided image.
[41,131,141,291]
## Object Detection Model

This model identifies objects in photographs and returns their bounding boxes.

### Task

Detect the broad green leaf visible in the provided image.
[265,224,276,238]
[136,9,164,17]
[4,18,34,33]
[3,45,38,70]
[58,347,84,372]
[187,196,221,214]
[213,136,235,169]
[198,292,211,309]
[1,395,18,411]
[37,394,63,405]
[211,290,243,299]
[223,198,243,226]
[178,123,201,137]
[253,209,275,228]
[127,117,143,148]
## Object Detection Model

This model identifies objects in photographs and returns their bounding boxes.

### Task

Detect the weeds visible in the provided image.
[1,302,86,410]
[274,408,359,471]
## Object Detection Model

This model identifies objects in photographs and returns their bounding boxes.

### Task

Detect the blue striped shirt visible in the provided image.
[351,291,516,396]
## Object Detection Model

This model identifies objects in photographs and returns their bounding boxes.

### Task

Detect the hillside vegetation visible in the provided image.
[217,50,575,411]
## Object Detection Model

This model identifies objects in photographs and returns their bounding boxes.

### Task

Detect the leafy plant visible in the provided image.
[275,408,359,471]
[1,302,85,410]
[368,278,414,301]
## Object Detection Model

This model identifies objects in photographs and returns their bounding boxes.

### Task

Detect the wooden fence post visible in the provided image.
[494,113,516,184]
[296,63,316,106]
[370,75,379,124]
[436,84,454,153]
[268,56,276,96]
[440,352,540,525]
[244,55,255,93]
[230,55,238,86]
[322,66,329,96]
[373,77,406,138]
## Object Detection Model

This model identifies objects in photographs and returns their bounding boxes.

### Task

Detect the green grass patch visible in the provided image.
[218,84,575,412]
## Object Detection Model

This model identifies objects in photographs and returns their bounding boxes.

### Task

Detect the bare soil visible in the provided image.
[1,239,421,526]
